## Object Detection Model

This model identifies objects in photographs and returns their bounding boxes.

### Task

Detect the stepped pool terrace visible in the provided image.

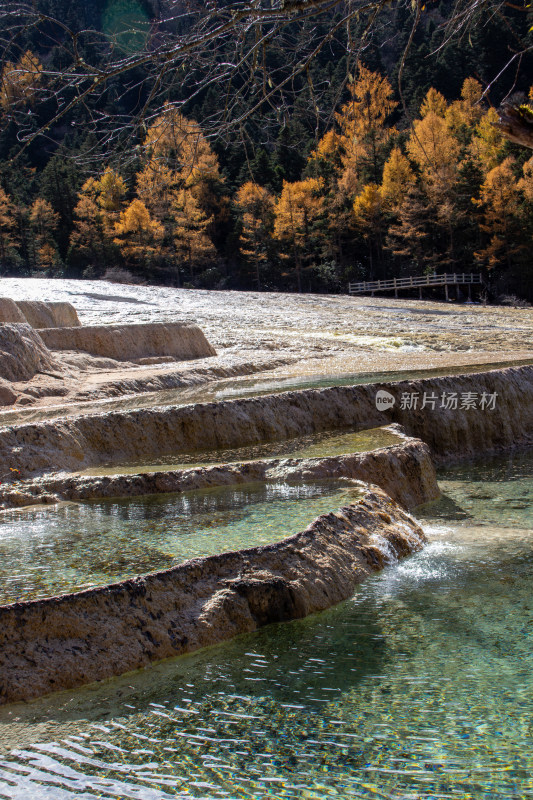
[1,356,532,428]
[0,479,362,605]
[0,450,531,798]
[77,426,403,476]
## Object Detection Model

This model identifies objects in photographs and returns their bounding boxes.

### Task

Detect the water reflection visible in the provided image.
[0,480,357,604]
[1,357,531,429]
[0,451,532,798]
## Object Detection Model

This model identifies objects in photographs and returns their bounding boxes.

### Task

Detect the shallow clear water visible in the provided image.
[420,449,533,530]
[0,480,358,604]
[1,358,532,429]
[78,426,402,476]
[0,451,532,799]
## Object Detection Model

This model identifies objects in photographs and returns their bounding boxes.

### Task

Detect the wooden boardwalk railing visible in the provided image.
[349,272,483,297]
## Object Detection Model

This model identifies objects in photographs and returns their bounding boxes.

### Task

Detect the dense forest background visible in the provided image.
[1,0,533,299]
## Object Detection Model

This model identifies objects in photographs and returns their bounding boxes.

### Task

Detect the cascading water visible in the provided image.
[0,449,531,798]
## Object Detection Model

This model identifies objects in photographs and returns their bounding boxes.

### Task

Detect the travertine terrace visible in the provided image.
[0,485,427,704]
[0,278,532,704]
[1,277,533,412]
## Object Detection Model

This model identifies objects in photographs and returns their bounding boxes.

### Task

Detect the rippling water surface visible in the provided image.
[0,450,532,798]
[0,480,356,604]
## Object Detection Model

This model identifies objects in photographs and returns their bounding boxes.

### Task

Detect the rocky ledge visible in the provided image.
[0,364,531,475]
[0,434,439,512]
[0,485,424,705]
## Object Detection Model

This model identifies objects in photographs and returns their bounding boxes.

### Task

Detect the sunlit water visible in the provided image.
[1,359,532,429]
[78,427,402,476]
[0,451,532,798]
[0,480,360,604]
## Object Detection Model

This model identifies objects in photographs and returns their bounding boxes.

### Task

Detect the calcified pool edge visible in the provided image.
[0,364,532,706]
[0,436,437,705]
[0,364,531,475]
[0,484,427,706]
[0,433,436,511]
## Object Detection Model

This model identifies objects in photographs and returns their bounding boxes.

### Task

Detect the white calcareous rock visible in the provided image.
[0,324,60,383]
[15,300,81,329]
[39,321,216,361]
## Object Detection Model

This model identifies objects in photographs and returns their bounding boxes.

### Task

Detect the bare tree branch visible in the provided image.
[0,0,530,159]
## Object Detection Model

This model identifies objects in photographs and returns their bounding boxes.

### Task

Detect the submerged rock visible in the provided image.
[0,485,424,705]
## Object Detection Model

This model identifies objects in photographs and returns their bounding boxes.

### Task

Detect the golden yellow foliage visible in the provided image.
[274,178,324,291]
[236,182,273,220]
[235,182,274,287]
[380,147,416,210]
[307,130,345,183]
[518,156,533,202]
[445,78,483,136]
[461,77,484,109]
[353,184,383,229]
[75,169,126,237]
[136,158,177,221]
[420,88,447,119]
[29,198,59,268]
[476,157,519,218]
[143,104,219,185]
[96,168,127,212]
[310,130,343,162]
[36,243,57,270]
[0,50,43,109]
[70,193,106,255]
[469,108,507,173]
[29,198,59,237]
[335,65,397,183]
[473,157,520,269]
[407,111,460,186]
[114,199,164,265]
[274,178,324,241]
[0,187,17,259]
[137,106,223,247]
[172,189,215,277]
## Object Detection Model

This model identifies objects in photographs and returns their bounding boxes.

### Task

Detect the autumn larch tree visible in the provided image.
[336,65,397,188]
[113,199,164,274]
[473,157,523,275]
[69,169,126,271]
[407,91,462,269]
[29,198,60,270]
[135,105,225,275]
[352,184,386,279]
[0,50,42,111]
[274,178,324,292]
[0,188,18,265]
[172,189,216,283]
[235,182,274,290]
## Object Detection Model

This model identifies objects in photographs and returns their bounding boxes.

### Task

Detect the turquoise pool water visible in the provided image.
[0,480,358,604]
[0,450,532,798]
